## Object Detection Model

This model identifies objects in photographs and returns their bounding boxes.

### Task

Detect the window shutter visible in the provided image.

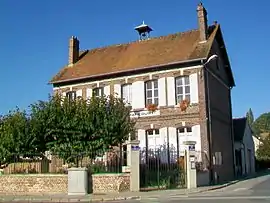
[190,73,199,104]
[132,81,145,109]
[62,91,66,98]
[167,77,176,106]
[192,125,201,152]
[76,89,82,98]
[158,78,166,107]
[168,127,177,163]
[138,129,146,150]
[114,84,121,98]
[159,127,168,163]
[104,85,110,97]
[86,88,92,99]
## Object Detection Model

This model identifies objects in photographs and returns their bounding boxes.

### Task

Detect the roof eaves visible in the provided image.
[49,57,206,85]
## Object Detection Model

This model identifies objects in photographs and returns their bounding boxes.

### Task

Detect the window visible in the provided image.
[177,127,192,136]
[121,84,132,105]
[66,91,76,101]
[146,129,160,150]
[145,80,159,106]
[92,87,104,97]
[175,76,190,104]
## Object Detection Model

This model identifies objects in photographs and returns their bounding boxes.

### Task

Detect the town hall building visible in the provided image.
[50,3,236,183]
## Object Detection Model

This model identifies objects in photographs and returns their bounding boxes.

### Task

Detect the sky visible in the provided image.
[0,0,269,119]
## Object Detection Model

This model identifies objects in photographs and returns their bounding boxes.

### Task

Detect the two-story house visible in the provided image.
[50,3,235,183]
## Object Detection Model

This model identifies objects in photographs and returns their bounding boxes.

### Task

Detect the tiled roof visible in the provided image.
[233,117,247,141]
[50,25,219,84]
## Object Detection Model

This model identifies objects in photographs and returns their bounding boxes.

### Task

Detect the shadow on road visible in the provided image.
[211,169,270,187]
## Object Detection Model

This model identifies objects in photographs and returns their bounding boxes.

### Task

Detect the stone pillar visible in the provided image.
[183,141,197,189]
[126,140,140,192]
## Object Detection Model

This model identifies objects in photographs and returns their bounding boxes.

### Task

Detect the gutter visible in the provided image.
[50,57,206,85]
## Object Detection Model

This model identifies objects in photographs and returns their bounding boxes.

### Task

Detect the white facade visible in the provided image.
[55,66,202,158]
[252,135,262,154]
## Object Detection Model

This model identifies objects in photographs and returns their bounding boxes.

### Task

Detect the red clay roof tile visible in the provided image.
[50,25,219,83]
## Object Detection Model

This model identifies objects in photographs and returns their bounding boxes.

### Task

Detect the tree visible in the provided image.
[0,108,40,164]
[246,108,254,126]
[252,112,270,136]
[257,134,270,160]
[30,94,135,166]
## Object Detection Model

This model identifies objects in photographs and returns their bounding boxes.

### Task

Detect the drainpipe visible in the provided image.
[204,65,214,184]
[229,87,236,179]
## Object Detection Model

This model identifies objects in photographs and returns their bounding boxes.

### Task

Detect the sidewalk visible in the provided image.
[0,181,239,202]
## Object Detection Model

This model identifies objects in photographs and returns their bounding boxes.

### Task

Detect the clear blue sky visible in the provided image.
[0,0,268,119]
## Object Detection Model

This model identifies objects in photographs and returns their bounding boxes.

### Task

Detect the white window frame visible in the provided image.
[121,84,132,106]
[92,87,104,97]
[177,127,192,136]
[146,129,160,150]
[66,91,76,101]
[145,80,159,106]
[175,76,190,104]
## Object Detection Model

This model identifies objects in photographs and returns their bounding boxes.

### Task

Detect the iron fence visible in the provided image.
[139,149,186,190]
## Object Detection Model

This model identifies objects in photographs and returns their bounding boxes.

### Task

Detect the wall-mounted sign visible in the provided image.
[130,110,160,118]
[189,145,195,151]
[131,145,140,151]
[191,162,196,169]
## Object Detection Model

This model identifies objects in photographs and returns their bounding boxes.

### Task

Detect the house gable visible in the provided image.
[206,25,235,88]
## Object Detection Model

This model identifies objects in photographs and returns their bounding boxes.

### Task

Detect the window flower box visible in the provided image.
[146,104,158,113]
[179,99,190,111]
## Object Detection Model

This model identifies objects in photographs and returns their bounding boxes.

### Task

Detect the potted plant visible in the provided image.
[179,99,190,111]
[147,103,158,113]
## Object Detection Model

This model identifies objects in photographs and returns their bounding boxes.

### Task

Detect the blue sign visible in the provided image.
[189,145,195,151]
[131,145,140,151]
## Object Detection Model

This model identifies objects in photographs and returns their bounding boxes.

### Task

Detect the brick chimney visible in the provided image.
[68,36,79,66]
[197,2,208,42]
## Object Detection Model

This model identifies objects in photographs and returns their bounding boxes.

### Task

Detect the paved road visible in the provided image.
[114,174,270,203]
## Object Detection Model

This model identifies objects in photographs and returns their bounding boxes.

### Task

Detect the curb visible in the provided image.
[0,196,141,203]
[202,180,240,192]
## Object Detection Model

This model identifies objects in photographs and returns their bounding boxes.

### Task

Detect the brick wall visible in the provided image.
[92,173,130,194]
[0,174,67,195]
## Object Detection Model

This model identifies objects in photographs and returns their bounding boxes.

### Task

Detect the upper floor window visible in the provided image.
[145,80,158,106]
[93,87,104,97]
[177,127,192,136]
[175,76,190,104]
[121,84,132,105]
[66,91,76,101]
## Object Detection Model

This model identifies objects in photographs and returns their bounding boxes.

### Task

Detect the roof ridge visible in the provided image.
[87,28,200,53]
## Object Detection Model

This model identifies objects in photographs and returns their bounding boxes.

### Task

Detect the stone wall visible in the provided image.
[92,173,130,194]
[0,174,67,195]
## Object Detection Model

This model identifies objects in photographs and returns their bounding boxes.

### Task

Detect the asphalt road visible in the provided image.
[114,174,270,203]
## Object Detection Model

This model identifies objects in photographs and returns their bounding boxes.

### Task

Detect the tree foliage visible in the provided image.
[0,94,135,166]
[252,112,270,135]
[0,108,42,164]
[246,108,254,126]
[257,134,270,160]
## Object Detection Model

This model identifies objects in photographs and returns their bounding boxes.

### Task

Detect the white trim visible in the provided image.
[53,65,203,90]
